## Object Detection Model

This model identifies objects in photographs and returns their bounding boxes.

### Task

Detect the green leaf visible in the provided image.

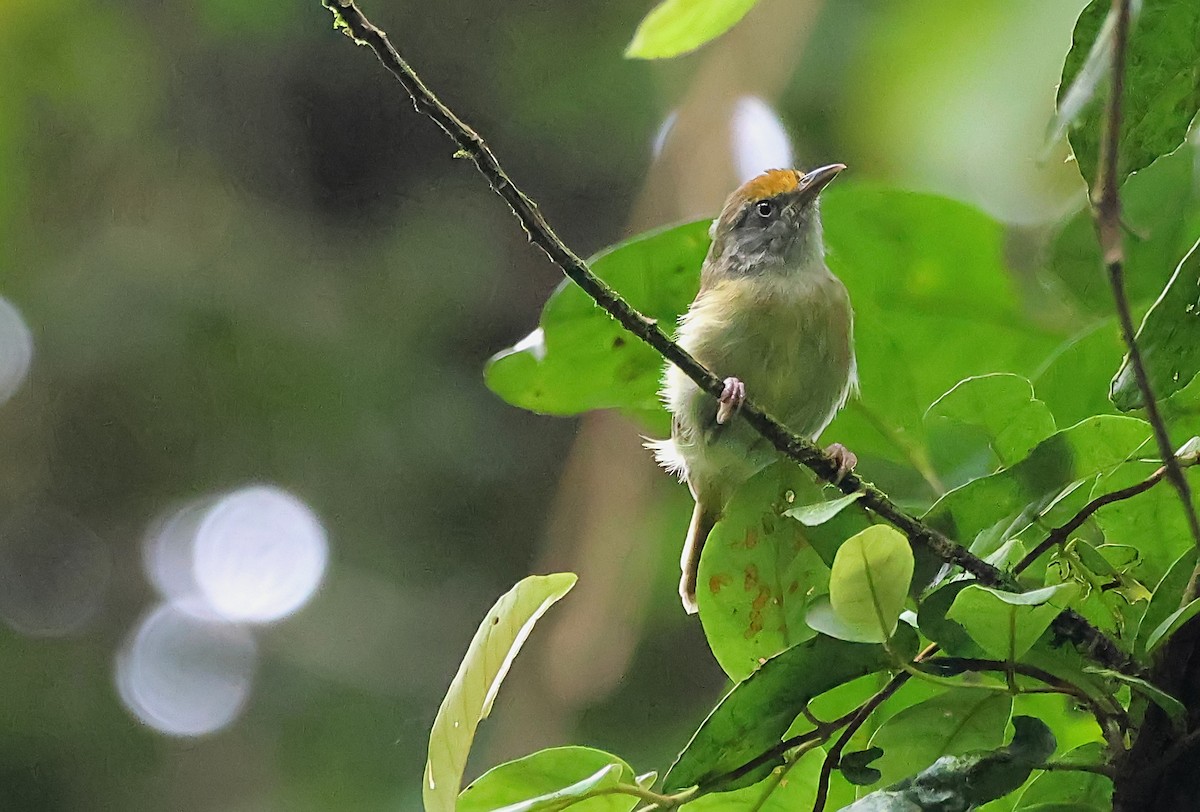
[828,525,914,644]
[1145,597,1200,654]
[1082,667,1186,732]
[1049,142,1200,315]
[423,573,578,812]
[664,627,917,793]
[625,0,760,59]
[947,584,1081,661]
[1091,461,1200,584]
[924,415,1152,547]
[846,717,1056,811]
[916,580,985,657]
[1112,238,1200,409]
[484,221,708,429]
[926,374,1057,468]
[784,491,864,526]
[1013,743,1111,811]
[678,748,838,811]
[1135,547,1198,656]
[1046,1,1130,158]
[459,747,637,812]
[697,464,839,681]
[841,747,885,786]
[821,186,1060,467]
[1060,0,1200,184]
[866,689,1013,789]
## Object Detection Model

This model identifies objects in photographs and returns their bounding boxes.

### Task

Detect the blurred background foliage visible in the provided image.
[1,0,1197,810]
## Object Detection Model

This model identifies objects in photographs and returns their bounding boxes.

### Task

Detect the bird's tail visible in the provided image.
[679,503,718,615]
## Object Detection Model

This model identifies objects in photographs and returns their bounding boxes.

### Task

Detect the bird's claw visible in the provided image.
[716,377,746,425]
[825,442,858,484]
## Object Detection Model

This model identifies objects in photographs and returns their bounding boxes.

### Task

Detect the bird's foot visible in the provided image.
[825,442,858,484]
[716,377,746,425]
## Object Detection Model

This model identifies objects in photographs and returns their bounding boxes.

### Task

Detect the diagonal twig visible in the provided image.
[1013,454,1199,576]
[318,0,1137,675]
[1090,0,1200,591]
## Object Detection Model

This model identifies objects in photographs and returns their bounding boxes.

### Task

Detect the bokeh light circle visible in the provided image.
[192,486,328,623]
[0,296,33,405]
[0,507,110,637]
[116,602,257,737]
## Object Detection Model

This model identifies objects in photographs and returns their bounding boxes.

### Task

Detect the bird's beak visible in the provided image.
[796,163,846,201]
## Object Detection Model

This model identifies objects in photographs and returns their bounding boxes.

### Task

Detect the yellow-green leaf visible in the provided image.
[829,525,914,643]
[626,0,760,60]
[423,573,578,812]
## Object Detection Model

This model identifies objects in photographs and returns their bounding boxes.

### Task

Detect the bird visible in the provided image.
[649,164,858,614]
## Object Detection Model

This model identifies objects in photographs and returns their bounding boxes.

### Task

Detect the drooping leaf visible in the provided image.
[1112,238,1200,409]
[845,717,1056,811]
[866,689,1013,790]
[625,0,761,59]
[925,374,1057,468]
[459,747,637,812]
[423,573,578,812]
[1060,0,1200,184]
[697,464,848,681]
[663,627,917,793]
[923,416,1152,547]
[828,525,914,644]
[678,748,842,811]
[947,583,1081,661]
[485,220,709,430]
[1013,742,1111,811]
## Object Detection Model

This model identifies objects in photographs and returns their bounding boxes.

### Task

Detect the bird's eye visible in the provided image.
[755,200,775,218]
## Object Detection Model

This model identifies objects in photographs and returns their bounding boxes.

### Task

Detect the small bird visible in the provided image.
[650,165,858,614]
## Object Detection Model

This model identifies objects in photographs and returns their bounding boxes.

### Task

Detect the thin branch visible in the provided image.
[1091,0,1200,580]
[811,670,912,812]
[319,0,1137,675]
[1013,460,1184,575]
[1039,760,1116,779]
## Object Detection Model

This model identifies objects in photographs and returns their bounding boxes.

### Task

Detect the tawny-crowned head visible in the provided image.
[706,164,845,277]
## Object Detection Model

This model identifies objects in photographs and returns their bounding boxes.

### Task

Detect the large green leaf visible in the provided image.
[947,584,1081,661]
[821,186,1060,466]
[828,526,914,644]
[423,574,578,812]
[484,220,708,427]
[459,747,638,812]
[925,374,1057,468]
[663,627,917,793]
[923,416,1152,545]
[1112,238,1200,409]
[866,689,1014,789]
[1060,0,1200,185]
[696,464,839,681]
[625,0,760,59]
[846,717,1056,811]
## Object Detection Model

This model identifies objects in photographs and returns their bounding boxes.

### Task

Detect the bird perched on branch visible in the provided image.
[649,165,858,614]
